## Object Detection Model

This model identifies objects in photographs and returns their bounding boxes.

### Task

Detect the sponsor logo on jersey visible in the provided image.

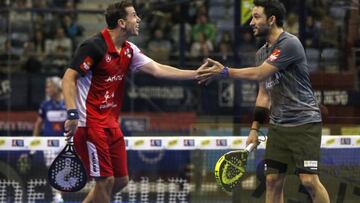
[105,74,125,82]
[267,48,281,62]
[80,56,94,71]
[105,54,112,62]
[124,48,132,58]
[100,91,117,109]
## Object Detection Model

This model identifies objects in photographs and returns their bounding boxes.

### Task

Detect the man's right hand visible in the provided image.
[246,129,259,146]
[64,119,78,140]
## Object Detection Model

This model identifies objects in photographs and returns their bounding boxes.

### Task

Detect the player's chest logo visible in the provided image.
[265,72,282,89]
[124,48,132,58]
[105,54,112,63]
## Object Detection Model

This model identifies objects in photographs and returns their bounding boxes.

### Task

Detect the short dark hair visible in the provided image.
[253,0,286,27]
[105,1,134,29]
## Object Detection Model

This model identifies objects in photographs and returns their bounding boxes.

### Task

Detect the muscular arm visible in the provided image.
[246,82,270,145]
[197,59,279,83]
[251,82,270,129]
[62,68,79,110]
[140,61,196,80]
[228,62,279,81]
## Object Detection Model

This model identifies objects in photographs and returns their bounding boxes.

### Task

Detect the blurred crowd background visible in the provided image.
[0,0,359,136]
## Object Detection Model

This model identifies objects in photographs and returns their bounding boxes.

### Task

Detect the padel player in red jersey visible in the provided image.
[62,1,202,202]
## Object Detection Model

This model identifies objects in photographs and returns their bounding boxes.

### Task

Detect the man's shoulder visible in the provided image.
[77,33,105,50]
[279,32,301,46]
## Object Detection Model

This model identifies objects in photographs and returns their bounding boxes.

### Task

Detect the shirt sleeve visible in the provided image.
[128,42,153,71]
[265,38,303,70]
[69,40,101,76]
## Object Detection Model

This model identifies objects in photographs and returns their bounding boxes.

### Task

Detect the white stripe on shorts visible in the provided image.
[86,141,100,177]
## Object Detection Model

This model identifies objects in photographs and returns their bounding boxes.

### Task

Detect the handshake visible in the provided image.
[195,58,229,85]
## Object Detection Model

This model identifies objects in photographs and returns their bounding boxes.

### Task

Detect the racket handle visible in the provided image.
[245,143,256,152]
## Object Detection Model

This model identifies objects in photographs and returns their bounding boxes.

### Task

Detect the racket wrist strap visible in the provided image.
[67,109,79,120]
[250,128,259,132]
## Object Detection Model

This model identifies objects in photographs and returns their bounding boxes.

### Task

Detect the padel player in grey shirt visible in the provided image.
[256,31,321,126]
[196,0,330,202]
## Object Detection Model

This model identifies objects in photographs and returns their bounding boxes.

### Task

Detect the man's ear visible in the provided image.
[269,16,276,26]
[118,19,126,29]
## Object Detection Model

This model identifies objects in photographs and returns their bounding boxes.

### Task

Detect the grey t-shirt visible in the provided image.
[255,32,321,126]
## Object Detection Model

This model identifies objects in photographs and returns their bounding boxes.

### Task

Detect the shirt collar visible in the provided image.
[101,28,120,54]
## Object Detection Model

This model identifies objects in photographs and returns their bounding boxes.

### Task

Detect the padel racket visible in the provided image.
[48,137,87,192]
[214,142,257,194]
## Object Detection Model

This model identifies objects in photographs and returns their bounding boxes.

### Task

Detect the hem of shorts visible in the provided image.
[269,120,322,127]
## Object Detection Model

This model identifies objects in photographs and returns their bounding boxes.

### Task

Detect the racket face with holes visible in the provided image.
[214,150,249,193]
[48,144,87,192]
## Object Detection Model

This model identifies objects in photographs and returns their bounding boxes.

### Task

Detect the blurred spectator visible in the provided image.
[190,32,213,60]
[214,31,233,62]
[21,41,42,73]
[44,46,69,74]
[33,29,46,56]
[0,40,20,65]
[304,15,320,48]
[62,15,83,49]
[147,28,172,62]
[9,0,31,22]
[319,16,339,48]
[284,12,299,36]
[191,14,216,43]
[32,0,47,8]
[45,27,72,57]
[62,15,83,39]
[237,30,257,67]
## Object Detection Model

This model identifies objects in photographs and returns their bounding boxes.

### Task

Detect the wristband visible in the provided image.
[67,109,79,120]
[253,106,269,124]
[221,66,229,78]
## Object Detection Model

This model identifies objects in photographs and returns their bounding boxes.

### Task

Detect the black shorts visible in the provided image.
[264,122,322,175]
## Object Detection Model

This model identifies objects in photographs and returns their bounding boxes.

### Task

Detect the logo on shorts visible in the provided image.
[150,139,162,147]
[12,139,24,147]
[91,152,97,173]
[216,139,227,146]
[47,139,60,147]
[304,160,318,170]
[184,139,195,147]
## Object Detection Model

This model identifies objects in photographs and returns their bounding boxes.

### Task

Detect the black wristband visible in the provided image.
[67,109,79,120]
[253,106,269,124]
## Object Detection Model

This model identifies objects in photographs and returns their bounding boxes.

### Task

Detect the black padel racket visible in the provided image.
[48,137,87,192]
[214,142,257,194]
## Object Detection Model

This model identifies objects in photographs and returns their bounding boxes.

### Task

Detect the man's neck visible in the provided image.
[266,27,284,47]
[107,28,127,49]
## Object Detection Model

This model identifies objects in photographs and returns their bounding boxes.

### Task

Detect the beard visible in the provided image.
[253,24,271,37]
